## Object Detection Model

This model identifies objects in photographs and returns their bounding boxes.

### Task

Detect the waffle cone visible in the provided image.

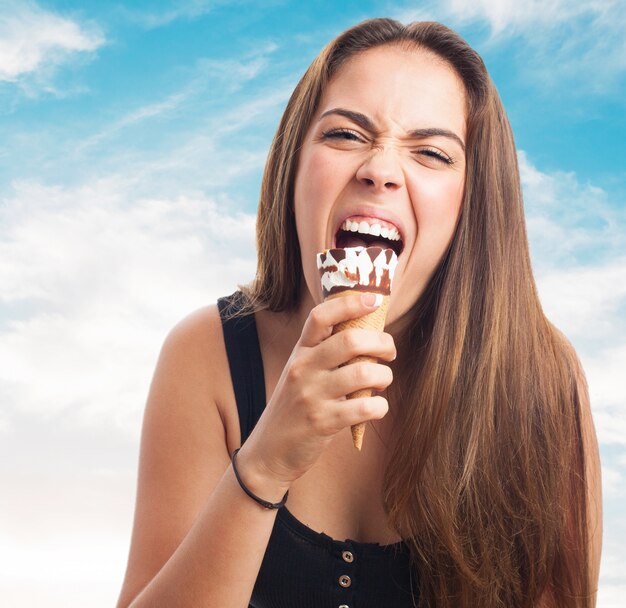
[327,292,391,450]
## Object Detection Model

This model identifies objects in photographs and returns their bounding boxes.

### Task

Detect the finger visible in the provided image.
[314,328,396,369]
[299,293,383,348]
[328,361,393,398]
[327,395,390,432]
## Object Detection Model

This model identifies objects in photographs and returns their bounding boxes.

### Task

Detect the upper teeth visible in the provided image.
[341,219,401,241]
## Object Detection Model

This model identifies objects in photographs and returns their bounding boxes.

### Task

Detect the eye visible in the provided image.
[414,147,453,165]
[321,128,365,142]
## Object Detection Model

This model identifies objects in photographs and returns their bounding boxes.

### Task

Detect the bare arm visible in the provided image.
[116,307,282,607]
[116,295,396,607]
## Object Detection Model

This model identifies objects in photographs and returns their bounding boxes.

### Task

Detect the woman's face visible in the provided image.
[294,45,467,325]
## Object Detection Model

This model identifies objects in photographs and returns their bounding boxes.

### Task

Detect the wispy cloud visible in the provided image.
[118,0,214,29]
[602,464,624,497]
[398,0,620,35]
[117,0,258,30]
[195,46,279,92]
[0,0,104,85]
[0,178,256,608]
[519,152,626,448]
[536,260,626,445]
[431,0,606,35]
[519,150,625,268]
[75,41,280,157]
[599,511,626,605]
[66,90,286,204]
[395,0,626,93]
[76,91,190,153]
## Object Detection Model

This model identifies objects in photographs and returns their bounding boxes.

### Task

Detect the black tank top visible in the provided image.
[218,291,419,608]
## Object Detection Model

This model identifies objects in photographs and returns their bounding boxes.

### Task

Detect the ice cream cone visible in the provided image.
[328,291,391,450]
[316,246,397,450]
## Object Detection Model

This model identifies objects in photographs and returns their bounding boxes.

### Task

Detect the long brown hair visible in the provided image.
[246,18,591,608]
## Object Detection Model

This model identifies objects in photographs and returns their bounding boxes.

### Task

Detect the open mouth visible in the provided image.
[334,217,404,257]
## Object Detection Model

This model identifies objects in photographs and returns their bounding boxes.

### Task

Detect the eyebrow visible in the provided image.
[319,107,466,152]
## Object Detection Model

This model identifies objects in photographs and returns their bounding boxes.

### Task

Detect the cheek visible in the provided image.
[295,151,343,236]
[294,152,337,303]
[299,150,341,196]
[408,175,464,276]
[414,174,464,236]
[294,154,329,251]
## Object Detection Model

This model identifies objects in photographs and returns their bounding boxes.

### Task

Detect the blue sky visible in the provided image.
[1,1,625,606]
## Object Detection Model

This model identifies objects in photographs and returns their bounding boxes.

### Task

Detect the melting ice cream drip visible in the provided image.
[316,246,398,299]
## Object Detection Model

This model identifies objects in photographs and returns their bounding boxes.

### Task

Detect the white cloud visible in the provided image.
[598,584,626,608]
[395,0,626,91]
[535,262,626,343]
[120,0,285,30]
[59,82,288,204]
[534,262,626,446]
[519,153,626,446]
[599,514,626,605]
[196,51,277,92]
[519,149,625,270]
[533,259,626,447]
[398,0,620,36]
[433,0,599,35]
[602,465,623,496]
[77,91,190,153]
[0,0,104,83]
[0,178,256,435]
[584,342,626,407]
[119,0,237,29]
[0,157,258,607]
[77,43,280,155]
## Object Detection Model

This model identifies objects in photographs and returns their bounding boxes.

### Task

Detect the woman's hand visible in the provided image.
[236,293,396,499]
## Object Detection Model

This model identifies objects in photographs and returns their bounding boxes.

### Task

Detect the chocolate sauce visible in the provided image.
[317,246,397,298]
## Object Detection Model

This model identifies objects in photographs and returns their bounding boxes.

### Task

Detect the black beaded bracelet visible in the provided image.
[231,448,289,510]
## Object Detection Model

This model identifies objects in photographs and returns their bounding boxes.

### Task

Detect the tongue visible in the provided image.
[368,240,395,250]
[341,235,369,248]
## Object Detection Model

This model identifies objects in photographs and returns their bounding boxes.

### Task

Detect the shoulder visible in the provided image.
[160,304,224,370]
[147,302,241,452]
[156,305,224,403]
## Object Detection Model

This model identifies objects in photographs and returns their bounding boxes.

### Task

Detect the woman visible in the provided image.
[117,18,602,608]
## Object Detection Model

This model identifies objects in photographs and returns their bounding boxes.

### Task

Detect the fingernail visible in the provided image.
[362,293,382,307]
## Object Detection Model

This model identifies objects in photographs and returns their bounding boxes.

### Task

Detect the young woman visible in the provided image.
[117,19,602,608]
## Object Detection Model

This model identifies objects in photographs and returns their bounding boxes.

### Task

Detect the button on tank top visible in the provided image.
[218,291,418,608]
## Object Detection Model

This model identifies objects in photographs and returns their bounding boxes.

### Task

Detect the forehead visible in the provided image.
[319,45,467,138]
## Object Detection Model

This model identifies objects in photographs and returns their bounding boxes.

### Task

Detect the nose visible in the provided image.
[355,147,404,192]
